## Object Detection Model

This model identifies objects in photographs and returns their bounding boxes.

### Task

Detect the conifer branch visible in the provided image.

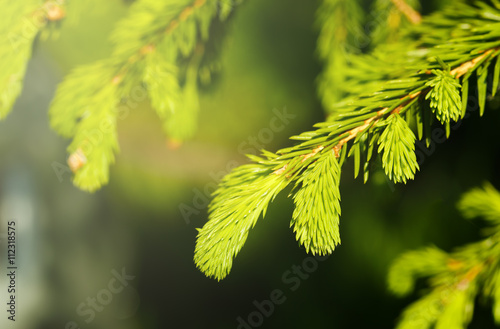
[0,0,65,119]
[389,183,500,328]
[49,0,242,191]
[195,1,500,280]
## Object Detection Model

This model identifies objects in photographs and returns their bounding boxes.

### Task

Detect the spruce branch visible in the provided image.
[49,0,242,191]
[389,183,500,328]
[195,1,500,280]
[0,0,66,119]
[194,156,289,281]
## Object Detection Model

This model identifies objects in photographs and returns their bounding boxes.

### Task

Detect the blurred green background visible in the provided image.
[1,0,500,328]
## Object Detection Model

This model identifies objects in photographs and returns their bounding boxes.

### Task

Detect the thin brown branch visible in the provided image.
[450,49,495,78]
[301,145,324,163]
[333,117,377,157]
[391,0,422,25]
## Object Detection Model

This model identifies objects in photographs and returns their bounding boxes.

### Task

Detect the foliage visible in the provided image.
[194,156,288,280]
[316,0,422,111]
[3,2,500,307]
[291,150,342,255]
[51,0,242,191]
[0,0,65,118]
[0,0,243,192]
[388,183,500,329]
[378,113,418,183]
[316,0,365,109]
[194,0,500,280]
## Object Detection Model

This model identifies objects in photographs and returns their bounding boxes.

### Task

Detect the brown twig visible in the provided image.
[391,0,422,25]
[450,49,495,78]
[333,117,377,157]
[301,145,324,162]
